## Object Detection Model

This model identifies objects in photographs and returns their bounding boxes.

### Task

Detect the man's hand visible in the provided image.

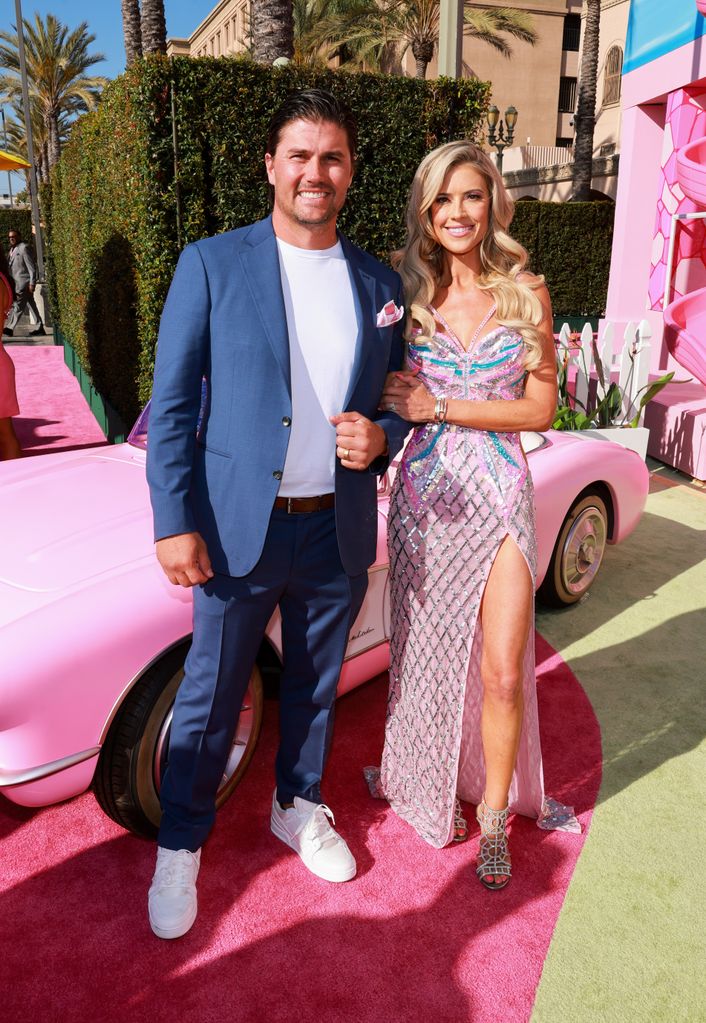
[156,532,214,587]
[330,412,388,471]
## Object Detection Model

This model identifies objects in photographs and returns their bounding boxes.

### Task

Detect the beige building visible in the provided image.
[592,0,629,159]
[167,1,584,153]
[167,0,249,58]
[503,0,630,200]
[407,1,584,151]
[167,0,627,199]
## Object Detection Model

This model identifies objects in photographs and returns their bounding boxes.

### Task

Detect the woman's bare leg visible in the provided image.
[478,535,533,883]
[0,418,22,459]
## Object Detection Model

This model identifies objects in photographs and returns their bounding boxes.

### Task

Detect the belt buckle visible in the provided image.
[287,497,295,514]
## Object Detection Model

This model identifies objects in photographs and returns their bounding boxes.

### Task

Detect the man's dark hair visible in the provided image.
[266,89,358,163]
[8,228,20,239]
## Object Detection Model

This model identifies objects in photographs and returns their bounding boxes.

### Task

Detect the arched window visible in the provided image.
[603,46,623,106]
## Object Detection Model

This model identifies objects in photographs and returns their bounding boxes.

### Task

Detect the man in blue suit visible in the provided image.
[146,90,408,939]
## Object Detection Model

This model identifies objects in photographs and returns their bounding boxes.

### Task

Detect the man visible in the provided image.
[146,89,408,940]
[4,229,44,337]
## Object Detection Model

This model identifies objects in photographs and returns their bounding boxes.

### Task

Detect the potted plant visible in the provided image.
[552,329,676,459]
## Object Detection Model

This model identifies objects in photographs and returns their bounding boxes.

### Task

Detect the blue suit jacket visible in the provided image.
[147,216,409,577]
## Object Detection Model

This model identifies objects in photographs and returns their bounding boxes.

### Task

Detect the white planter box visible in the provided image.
[571,426,650,460]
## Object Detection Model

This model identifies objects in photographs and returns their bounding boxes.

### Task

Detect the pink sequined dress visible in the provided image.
[368,303,576,848]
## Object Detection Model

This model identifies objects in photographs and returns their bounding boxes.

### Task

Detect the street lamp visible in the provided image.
[486,104,518,175]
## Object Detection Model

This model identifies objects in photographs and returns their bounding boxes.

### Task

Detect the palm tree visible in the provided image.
[312,1,537,79]
[141,0,167,56]
[121,0,143,66]
[572,0,600,201]
[252,0,294,63]
[3,103,73,185]
[0,13,107,172]
[294,0,379,67]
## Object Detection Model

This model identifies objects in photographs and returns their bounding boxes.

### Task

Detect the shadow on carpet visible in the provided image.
[0,635,600,1023]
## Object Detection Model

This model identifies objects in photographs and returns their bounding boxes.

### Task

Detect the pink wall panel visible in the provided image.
[649,87,706,311]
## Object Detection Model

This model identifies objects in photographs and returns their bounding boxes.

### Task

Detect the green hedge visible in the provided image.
[49,56,490,428]
[512,199,613,318]
[0,208,33,256]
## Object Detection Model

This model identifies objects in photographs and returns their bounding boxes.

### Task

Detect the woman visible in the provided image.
[0,243,21,460]
[368,140,576,890]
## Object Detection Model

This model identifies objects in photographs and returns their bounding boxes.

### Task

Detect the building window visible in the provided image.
[558,77,577,113]
[225,22,229,46]
[603,46,623,106]
[562,14,581,51]
[555,137,574,150]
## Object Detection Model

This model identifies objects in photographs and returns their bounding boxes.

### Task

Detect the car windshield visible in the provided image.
[128,381,208,451]
[128,404,150,450]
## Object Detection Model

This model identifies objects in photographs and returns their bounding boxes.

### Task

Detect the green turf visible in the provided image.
[532,468,706,1023]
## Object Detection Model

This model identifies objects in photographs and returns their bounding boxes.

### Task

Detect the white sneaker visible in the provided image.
[270,791,357,883]
[148,846,201,939]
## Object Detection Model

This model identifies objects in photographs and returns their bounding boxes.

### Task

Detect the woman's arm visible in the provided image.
[382,284,557,433]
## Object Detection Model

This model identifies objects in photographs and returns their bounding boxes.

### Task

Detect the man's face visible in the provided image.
[265,118,354,239]
[8,233,18,247]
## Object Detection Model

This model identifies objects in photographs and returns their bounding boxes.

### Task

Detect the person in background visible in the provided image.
[0,243,21,459]
[368,140,577,890]
[4,228,44,338]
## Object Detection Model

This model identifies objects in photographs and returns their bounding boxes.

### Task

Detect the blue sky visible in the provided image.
[2,1,218,80]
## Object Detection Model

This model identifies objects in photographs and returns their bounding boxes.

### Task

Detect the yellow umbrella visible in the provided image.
[0,149,30,171]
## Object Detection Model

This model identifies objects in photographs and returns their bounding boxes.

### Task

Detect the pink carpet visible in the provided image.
[0,635,600,1023]
[8,345,107,454]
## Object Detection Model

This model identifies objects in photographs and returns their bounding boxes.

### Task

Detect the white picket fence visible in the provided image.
[556,319,653,425]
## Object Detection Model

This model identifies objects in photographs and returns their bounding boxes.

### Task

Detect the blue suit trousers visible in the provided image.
[158,506,368,852]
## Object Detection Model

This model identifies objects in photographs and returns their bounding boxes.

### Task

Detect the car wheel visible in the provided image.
[94,642,264,838]
[538,493,609,607]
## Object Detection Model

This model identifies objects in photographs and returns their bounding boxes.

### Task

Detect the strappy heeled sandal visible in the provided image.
[453,797,468,843]
[476,798,511,890]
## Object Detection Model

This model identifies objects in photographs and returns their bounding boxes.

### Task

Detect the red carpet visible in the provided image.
[0,635,600,1023]
[8,345,107,454]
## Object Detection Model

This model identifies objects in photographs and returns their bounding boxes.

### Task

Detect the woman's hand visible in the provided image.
[380,371,436,423]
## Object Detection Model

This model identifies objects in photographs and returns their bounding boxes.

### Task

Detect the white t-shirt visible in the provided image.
[276,237,359,496]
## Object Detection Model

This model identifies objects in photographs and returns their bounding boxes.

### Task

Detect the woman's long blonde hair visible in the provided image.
[393,140,545,370]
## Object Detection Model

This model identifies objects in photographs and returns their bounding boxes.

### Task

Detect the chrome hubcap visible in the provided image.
[153,688,256,796]
[561,506,607,596]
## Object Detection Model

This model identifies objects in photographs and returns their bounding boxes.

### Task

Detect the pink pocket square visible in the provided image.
[376,300,404,328]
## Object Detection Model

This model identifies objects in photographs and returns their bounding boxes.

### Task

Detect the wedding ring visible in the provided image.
[343,447,351,459]
[389,402,397,412]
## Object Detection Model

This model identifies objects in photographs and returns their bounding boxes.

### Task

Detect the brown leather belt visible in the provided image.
[274,493,335,514]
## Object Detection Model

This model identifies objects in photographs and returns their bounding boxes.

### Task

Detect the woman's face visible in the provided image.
[429,162,491,262]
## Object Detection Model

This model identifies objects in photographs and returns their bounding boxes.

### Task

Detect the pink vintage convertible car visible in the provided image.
[0,407,648,836]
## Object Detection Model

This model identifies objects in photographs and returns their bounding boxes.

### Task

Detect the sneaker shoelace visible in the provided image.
[303,805,339,852]
[154,850,198,889]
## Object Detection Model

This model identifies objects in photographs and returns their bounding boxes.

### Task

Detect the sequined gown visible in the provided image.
[373,303,569,849]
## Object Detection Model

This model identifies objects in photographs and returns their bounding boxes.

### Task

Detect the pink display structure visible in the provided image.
[605,4,706,479]
[664,289,706,385]
[663,134,706,386]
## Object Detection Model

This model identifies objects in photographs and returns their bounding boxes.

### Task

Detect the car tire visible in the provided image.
[94,641,264,838]
[538,493,609,607]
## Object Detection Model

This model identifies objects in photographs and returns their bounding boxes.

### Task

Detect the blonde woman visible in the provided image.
[367,140,576,889]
